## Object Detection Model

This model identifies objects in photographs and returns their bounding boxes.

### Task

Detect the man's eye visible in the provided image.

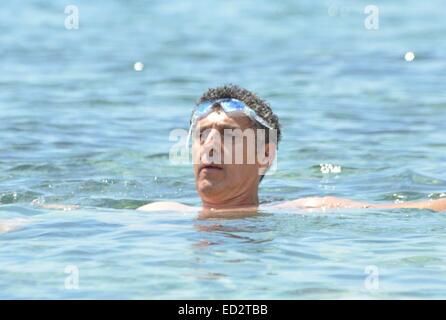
[200,130,210,142]
[223,132,234,142]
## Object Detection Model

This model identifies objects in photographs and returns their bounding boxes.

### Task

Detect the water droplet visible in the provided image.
[134,62,144,71]
[404,51,415,62]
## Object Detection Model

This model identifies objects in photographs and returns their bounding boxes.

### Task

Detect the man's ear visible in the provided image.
[257,142,277,176]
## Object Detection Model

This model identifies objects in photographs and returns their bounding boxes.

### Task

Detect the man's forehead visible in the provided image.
[196,111,252,129]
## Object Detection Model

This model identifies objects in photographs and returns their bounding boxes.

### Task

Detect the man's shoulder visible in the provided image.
[270,197,326,209]
[270,196,368,209]
[137,201,197,212]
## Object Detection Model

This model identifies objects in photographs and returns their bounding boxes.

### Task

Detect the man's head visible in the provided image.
[189,84,281,207]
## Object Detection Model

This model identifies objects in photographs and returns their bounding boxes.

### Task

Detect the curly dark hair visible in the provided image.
[193,84,281,144]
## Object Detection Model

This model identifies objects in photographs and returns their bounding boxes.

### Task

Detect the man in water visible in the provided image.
[137,84,446,214]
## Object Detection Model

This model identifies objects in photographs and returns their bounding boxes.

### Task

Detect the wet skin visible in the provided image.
[137,109,446,216]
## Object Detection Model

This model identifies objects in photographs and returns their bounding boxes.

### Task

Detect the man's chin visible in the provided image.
[197,178,224,198]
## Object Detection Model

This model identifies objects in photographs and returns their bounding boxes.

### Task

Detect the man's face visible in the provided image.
[192,108,268,205]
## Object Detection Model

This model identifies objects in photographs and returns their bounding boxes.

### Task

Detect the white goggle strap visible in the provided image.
[243,108,273,130]
[185,117,197,149]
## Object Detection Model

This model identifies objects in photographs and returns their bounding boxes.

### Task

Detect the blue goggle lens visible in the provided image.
[195,99,245,117]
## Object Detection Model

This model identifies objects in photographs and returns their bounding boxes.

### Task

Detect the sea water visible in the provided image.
[0,0,446,299]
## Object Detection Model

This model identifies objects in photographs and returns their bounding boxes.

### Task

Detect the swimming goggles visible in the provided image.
[186,98,273,147]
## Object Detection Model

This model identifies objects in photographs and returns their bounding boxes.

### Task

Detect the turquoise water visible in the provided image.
[1,0,446,299]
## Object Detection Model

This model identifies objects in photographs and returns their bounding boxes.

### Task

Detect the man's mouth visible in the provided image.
[199,164,223,173]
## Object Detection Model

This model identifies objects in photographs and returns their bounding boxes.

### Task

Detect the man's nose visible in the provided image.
[202,129,221,147]
[200,129,223,162]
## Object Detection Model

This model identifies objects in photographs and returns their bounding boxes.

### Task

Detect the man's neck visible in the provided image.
[201,192,259,211]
